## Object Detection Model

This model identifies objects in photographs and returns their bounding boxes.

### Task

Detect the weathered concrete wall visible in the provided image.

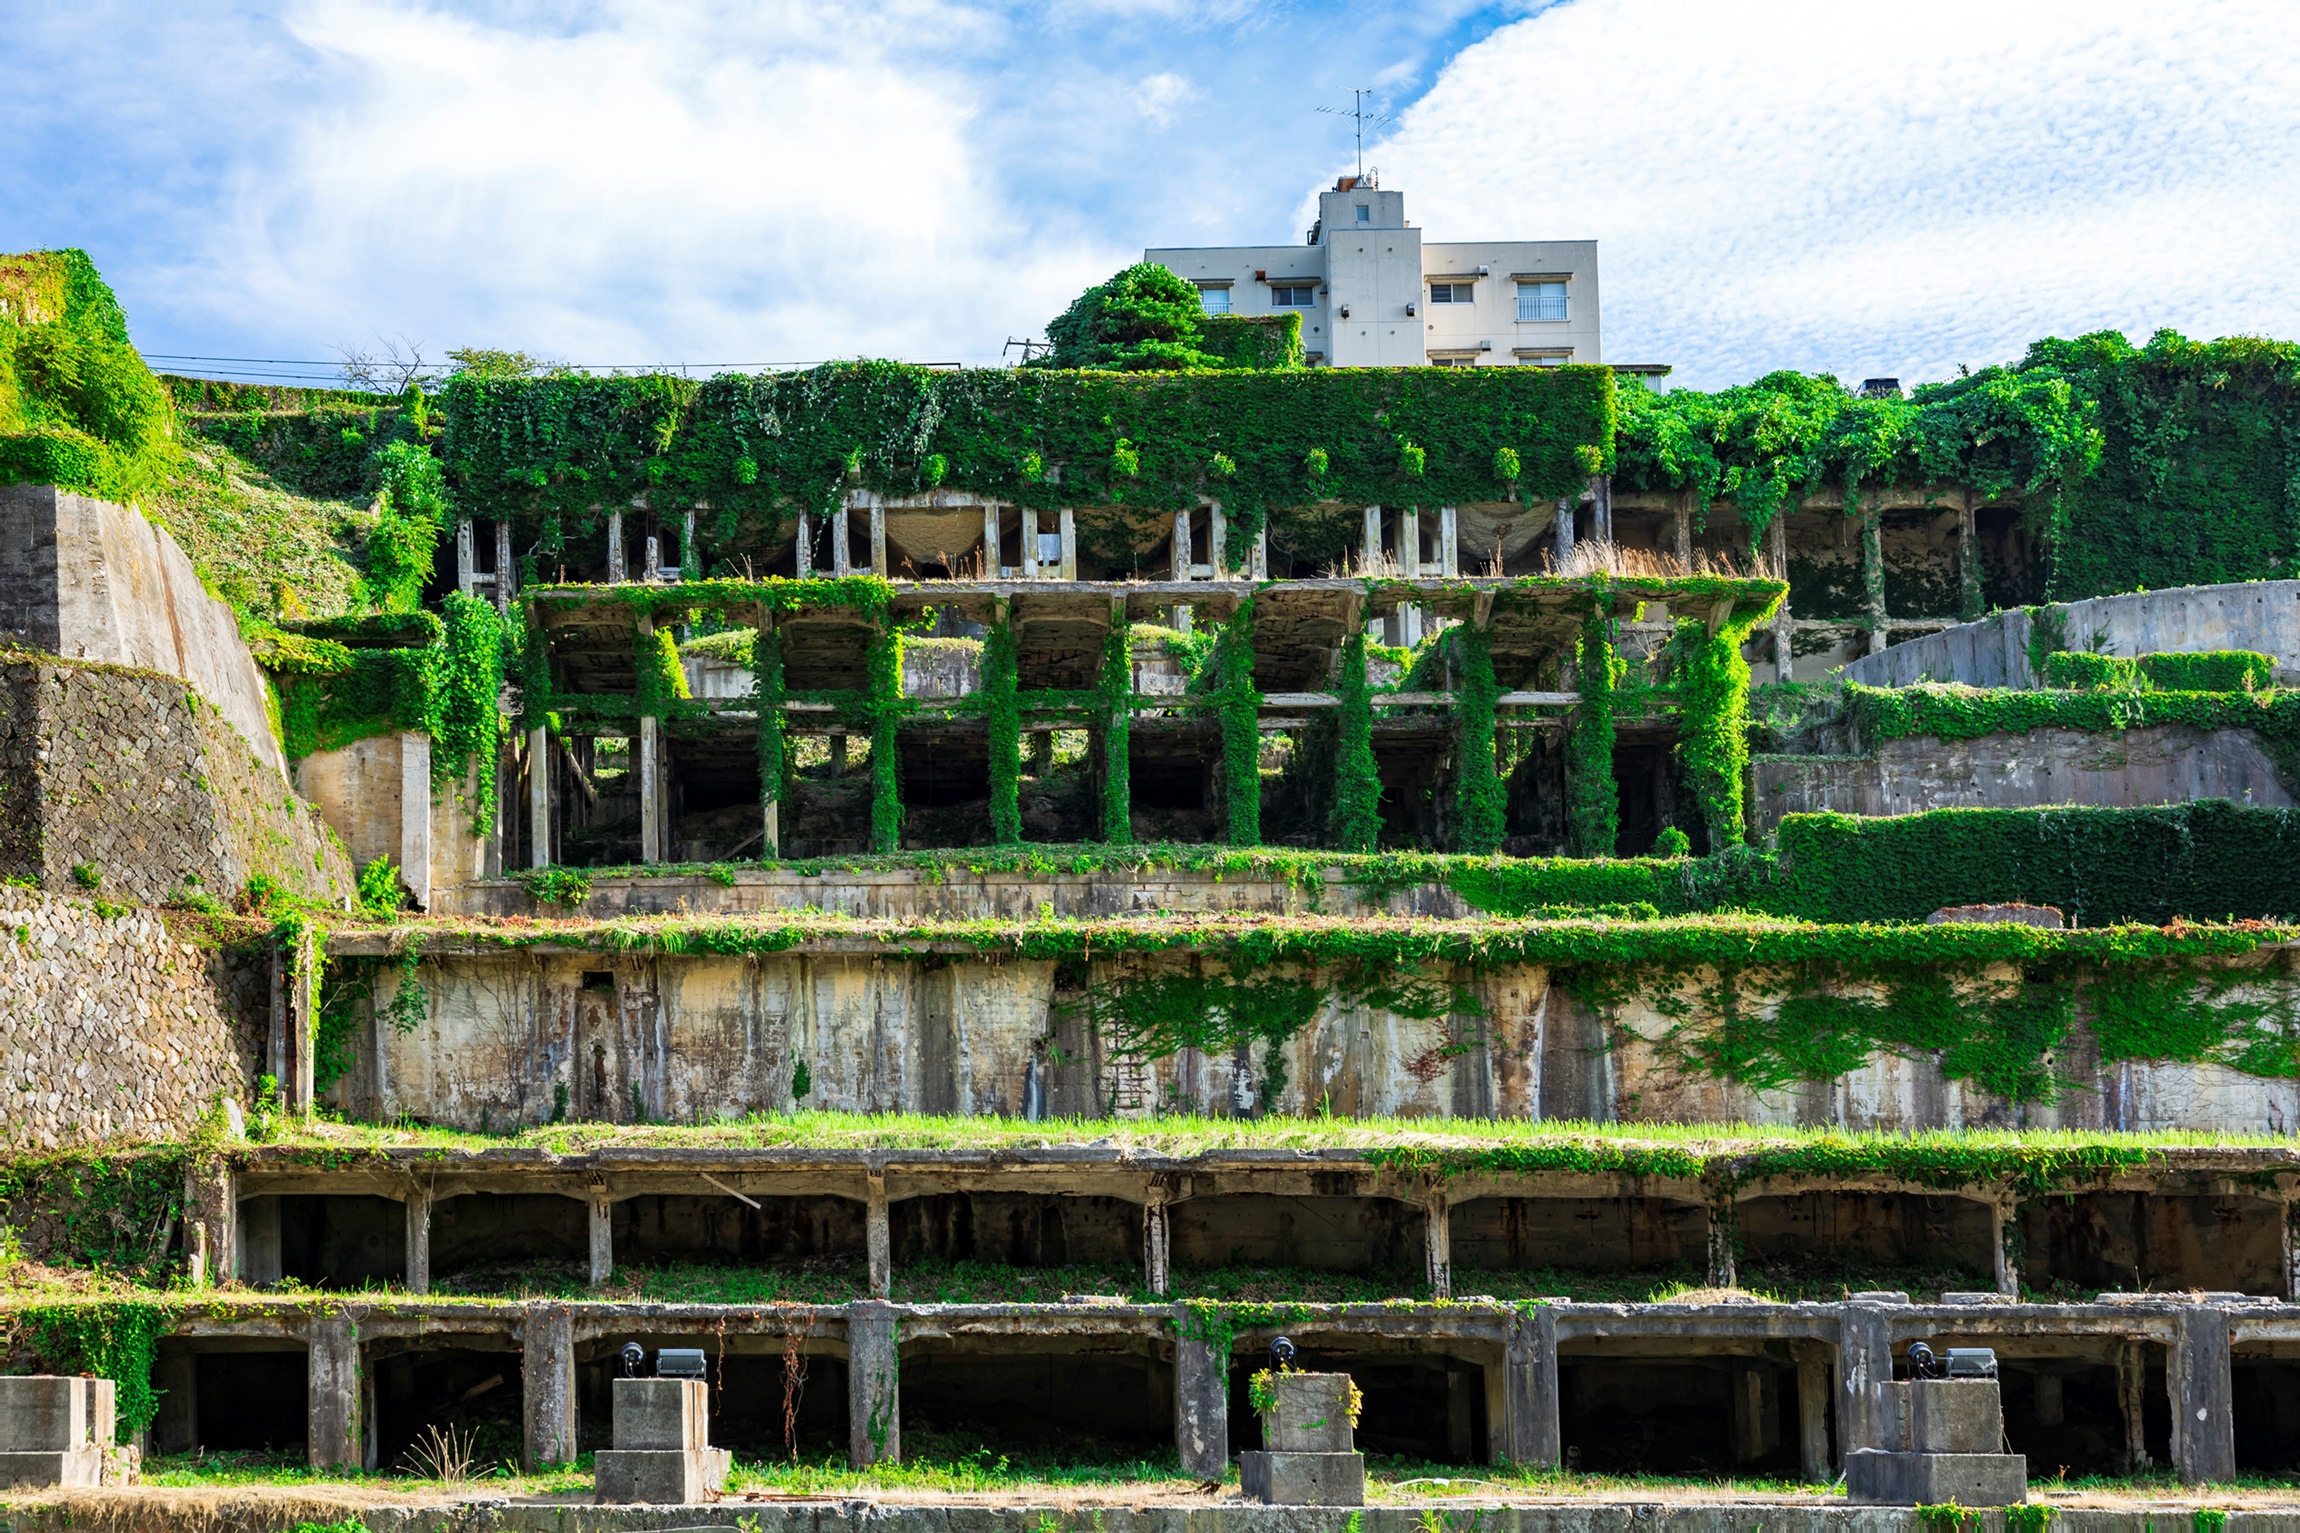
[1751,725,2294,834]
[0,888,267,1150]
[345,945,2300,1135]
[1838,580,2300,690]
[294,734,484,910]
[0,656,354,907]
[0,482,287,777]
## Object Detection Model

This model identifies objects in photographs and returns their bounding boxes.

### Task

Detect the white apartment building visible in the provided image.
[1146,176,1600,368]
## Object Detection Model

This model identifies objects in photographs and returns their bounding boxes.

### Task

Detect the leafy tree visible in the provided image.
[1034,262,1231,372]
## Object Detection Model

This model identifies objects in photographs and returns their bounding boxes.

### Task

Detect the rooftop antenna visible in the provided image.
[1317,89,1392,182]
[1003,336,1050,365]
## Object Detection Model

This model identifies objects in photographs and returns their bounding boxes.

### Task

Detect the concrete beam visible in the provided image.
[308,1313,364,1470]
[523,1304,577,1469]
[847,1306,900,1467]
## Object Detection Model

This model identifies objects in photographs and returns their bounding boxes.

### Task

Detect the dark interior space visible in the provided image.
[1737,1191,1997,1288]
[901,727,991,809]
[1371,724,1451,849]
[156,1346,307,1454]
[1558,1354,1805,1477]
[1451,1196,1704,1271]
[1227,1344,1490,1464]
[2019,1192,2284,1294]
[1170,1194,1425,1273]
[901,1342,1171,1457]
[1611,734,1687,856]
[2234,1354,2300,1472]
[277,1194,406,1289]
[890,1193,1141,1267]
[370,1341,524,1472]
[575,1340,846,1458]
[430,1192,588,1277]
[613,1193,867,1265]
[1992,1356,2161,1478]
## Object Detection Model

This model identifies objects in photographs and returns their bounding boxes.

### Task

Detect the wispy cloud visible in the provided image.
[1369,0,2300,386]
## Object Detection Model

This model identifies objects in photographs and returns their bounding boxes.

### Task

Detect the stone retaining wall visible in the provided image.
[0,888,268,1150]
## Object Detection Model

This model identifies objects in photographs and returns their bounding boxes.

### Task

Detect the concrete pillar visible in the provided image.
[1705,1198,1737,1289]
[239,1195,280,1285]
[1860,492,1887,657]
[1993,1197,2018,1296]
[833,503,853,576]
[1440,505,1458,576]
[1728,1362,1765,1462]
[405,1186,430,1296]
[273,920,316,1116]
[399,731,431,909]
[982,503,1001,577]
[866,1175,891,1299]
[1174,1323,1229,1479]
[1253,524,1268,580]
[523,1304,577,1469]
[1506,1303,1560,1467]
[457,517,477,597]
[1424,1196,1452,1300]
[638,713,662,864]
[1593,473,1613,545]
[795,508,812,577]
[2118,1340,2151,1470]
[1171,507,1191,580]
[1554,494,1575,567]
[868,496,886,577]
[1795,1347,1831,1482]
[588,1190,613,1287]
[1769,514,1793,684]
[829,734,847,779]
[1020,506,1040,580]
[1143,1198,1171,1295]
[681,508,697,580]
[1208,502,1225,576]
[847,1305,900,1467]
[2171,1305,2235,1484]
[1401,506,1420,578]
[495,519,514,613]
[607,511,626,582]
[183,1158,231,1288]
[526,727,552,869]
[644,534,662,580]
[1835,1301,1896,1465]
[1447,1367,1476,1462]
[1674,490,1693,568]
[1059,507,1077,580]
[308,1313,364,1470]
[1958,490,1984,622]
[2287,1198,2300,1300]
[1362,505,1382,573]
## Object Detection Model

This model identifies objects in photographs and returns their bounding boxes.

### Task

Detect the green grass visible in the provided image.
[146,435,374,621]
[138,1446,591,1496]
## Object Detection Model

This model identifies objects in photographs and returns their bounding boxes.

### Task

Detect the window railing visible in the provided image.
[1517,294,1568,322]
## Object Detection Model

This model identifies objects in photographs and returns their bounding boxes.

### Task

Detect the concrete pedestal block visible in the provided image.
[1263,1374,1356,1452]
[595,1446,731,1504]
[1846,1449,2027,1506]
[0,1448,102,1488]
[1239,1449,1365,1506]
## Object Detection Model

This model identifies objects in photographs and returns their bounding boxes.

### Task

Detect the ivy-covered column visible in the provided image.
[1219,596,1262,846]
[1455,606,1505,855]
[866,619,903,854]
[1100,601,1132,843]
[1330,624,1381,852]
[1566,599,1619,858]
[1674,611,1755,850]
[1958,489,1985,621]
[753,614,785,858]
[1859,490,1887,656]
[984,599,1022,845]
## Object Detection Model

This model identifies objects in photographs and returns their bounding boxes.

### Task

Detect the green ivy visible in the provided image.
[21,1300,171,1442]
[1215,596,1262,846]
[1671,610,1765,849]
[1567,602,1620,856]
[1100,621,1133,843]
[1454,622,1504,855]
[1329,631,1381,852]
[755,622,786,857]
[983,614,1022,845]
[2042,649,2274,693]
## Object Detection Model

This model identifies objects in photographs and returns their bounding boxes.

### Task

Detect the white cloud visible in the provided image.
[1367,0,2300,387]
[1135,71,1201,125]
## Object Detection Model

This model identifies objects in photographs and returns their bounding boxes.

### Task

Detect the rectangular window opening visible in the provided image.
[1517,281,1569,322]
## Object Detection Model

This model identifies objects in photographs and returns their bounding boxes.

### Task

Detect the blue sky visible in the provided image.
[5,0,2298,390]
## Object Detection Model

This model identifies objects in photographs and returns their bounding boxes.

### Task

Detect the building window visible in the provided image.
[1428,282,1475,304]
[1197,285,1231,315]
[1355,204,1371,223]
[1517,281,1568,322]
[1269,285,1316,308]
[1431,354,1478,368]
[1515,351,1572,366]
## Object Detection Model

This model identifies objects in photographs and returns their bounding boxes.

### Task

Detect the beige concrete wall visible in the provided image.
[296,735,489,910]
[356,945,2300,1135]
[1751,724,2294,834]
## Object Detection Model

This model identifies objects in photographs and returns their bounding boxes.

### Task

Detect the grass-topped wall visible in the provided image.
[439,360,1616,573]
[0,250,175,502]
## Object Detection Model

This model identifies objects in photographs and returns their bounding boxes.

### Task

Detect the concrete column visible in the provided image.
[795,508,812,577]
[1401,507,1421,578]
[405,1186,431,1296]
[607,511,626,582]
[2287,1199,2300,1300]
[2172,1305,2235,1484]
[1593,474,1613,544]
[308,1312,364,1470]
[523,1304,577,1469]
[982,503,1001,577]
[833,504,853,576]
[1728,1362,1765,1462]
[1505,1303,1560,1467]
[1674,490,1693,567]
[1958,490,1983,622]
[1252,525,1268,580]
[1769,514,1793,683]
[1860,492,1887,656]
[399,732,431,909]
[1705,1198,1737,1288]
[1993,1197,2019,1296]
[495,519,514,613]
[1174,1322,1228,1479]
[1207,502,1224,576]
[1020,507,1039,579]
[183,1158,231,1288]
[1424,1196,1452,1299]
[866,1175,891,1298]
[526,727,552,868]
[1440,505,1458,576]
[1794,1345,1831,1482]
[457,517,477,597]
[1835,1301,1896,1465]
[1059,507,1077,580]
[829,734,847,779]
[2118,1340,2151,1470]
[868,496,886,577]
[240,1195,281,1285]
[588,1190,613,1287]
[847,1305,901,1467]
[1554,494,1575,567]
[681,507,697,580]
[1142,1198,1171,1294]
[1362,505,1382,573]
[638,713,662,864]
[1170,507,1190,579]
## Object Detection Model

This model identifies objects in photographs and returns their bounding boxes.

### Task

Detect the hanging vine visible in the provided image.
[1329,630,1381,852]
[1566,597,1620,857]
[983,612,1022,845]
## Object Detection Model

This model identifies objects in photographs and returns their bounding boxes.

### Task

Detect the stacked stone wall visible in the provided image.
[0,888,269,1151]
[0,654,352,907]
